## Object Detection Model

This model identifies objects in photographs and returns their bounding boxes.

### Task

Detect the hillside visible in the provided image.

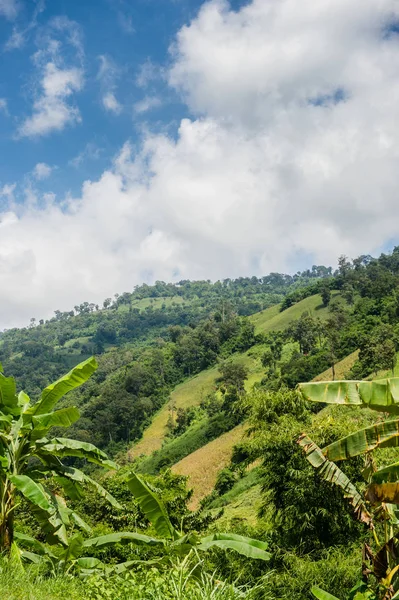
[3,249,399,600]
[130,292,335,460]
[171,424,246,510]
[167,348,360,510]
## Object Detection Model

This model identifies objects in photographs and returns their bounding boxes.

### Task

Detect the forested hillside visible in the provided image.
[3,249,399,599]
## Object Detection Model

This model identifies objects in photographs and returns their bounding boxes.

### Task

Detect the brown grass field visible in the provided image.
[171,424,246,510]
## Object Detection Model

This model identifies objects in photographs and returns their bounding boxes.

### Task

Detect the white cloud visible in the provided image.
[134,96,161,114]
[18,62,83,137]
[102,92,122,114]
[0,0,19,20]
[3,0,399,327]
[33,162,52,180]
[0,183,16,202]
[97,55,122,115]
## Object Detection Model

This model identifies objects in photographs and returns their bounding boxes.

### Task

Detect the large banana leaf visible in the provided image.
[0,373,17,409]
[14,532,57,558]
[198,533,271,560]
[32,407,80,430]
[83,531,164,549]
[298,378,399,414]
[311,587,339,600]
[365,483,399,504]
[297,434,372,526]
[38,437,117,469]
[28,357,97,417]
[10,475,68,546]
[322,419,399,461]
[372,462,399,484]
[52,465,122,509]
[127,472,177,540]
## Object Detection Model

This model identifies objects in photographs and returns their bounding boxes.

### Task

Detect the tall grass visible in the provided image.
[0,556,84,600]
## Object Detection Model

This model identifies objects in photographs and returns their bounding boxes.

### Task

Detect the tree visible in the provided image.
[298,377,399,598]
[0,357,120,552]
[320,285,331,307]
[216,362,248,394]
[288,312,319,354]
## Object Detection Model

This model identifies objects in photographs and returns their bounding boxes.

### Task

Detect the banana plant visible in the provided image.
[15,471,270,577]
[0,357,121,552]
[297,377,399,599]
[121,472,271,564]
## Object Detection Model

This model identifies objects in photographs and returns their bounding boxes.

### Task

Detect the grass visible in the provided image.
[171,424,246,510]
[130,365,220,459]
[130,292,353,508]
[250,292,339,335]
[0,561,84,600]
[130,352,264,460]
[312,350,359,382]
[213,484,265,530]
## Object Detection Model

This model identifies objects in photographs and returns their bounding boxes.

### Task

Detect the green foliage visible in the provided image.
[0,358,118,552]
[297,376,399,597]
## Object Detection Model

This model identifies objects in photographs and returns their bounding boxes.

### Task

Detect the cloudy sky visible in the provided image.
[1,0,399,328]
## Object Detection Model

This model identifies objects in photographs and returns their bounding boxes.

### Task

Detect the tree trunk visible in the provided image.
[0,482,14,551]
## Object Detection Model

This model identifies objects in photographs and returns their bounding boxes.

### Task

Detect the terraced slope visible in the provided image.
[171,424,246,510]
[130,352,263,459]
[130,293,340,460]
[170,348,360,508]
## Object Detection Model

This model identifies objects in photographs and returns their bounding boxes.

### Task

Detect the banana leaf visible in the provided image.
[83,531,164,549]
[311,587,339,600]
[28,357,97,417]
[51,465,122,509]
[198,533,271,560]
[365,483,399,504]
[298,378,399,414]
[32,407,80,430]
[10,475,68,546]
[127,472,177,540]
[38,437,117,469]
[372,462,399,484]
[297,434,372,527]
[0,373,17,409]
[322,419,399,461]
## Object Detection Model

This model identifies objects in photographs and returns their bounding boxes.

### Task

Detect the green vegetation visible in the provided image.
[5,250,399,597]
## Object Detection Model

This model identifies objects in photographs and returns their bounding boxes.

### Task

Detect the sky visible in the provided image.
[1,0,399,328]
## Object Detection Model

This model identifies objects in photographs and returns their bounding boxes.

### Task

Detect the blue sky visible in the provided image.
[1,0,399,327]
[0,0,219,198]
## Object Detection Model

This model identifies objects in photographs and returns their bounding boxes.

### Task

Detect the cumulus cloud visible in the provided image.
[18,62,83,137]
[33,162,52,180]
[17,16,84,137]
[3,0,399,327]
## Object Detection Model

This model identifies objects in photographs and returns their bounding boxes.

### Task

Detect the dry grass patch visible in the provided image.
[172,424,246,510]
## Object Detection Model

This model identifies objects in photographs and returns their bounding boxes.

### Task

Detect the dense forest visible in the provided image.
[3,249,399,598]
